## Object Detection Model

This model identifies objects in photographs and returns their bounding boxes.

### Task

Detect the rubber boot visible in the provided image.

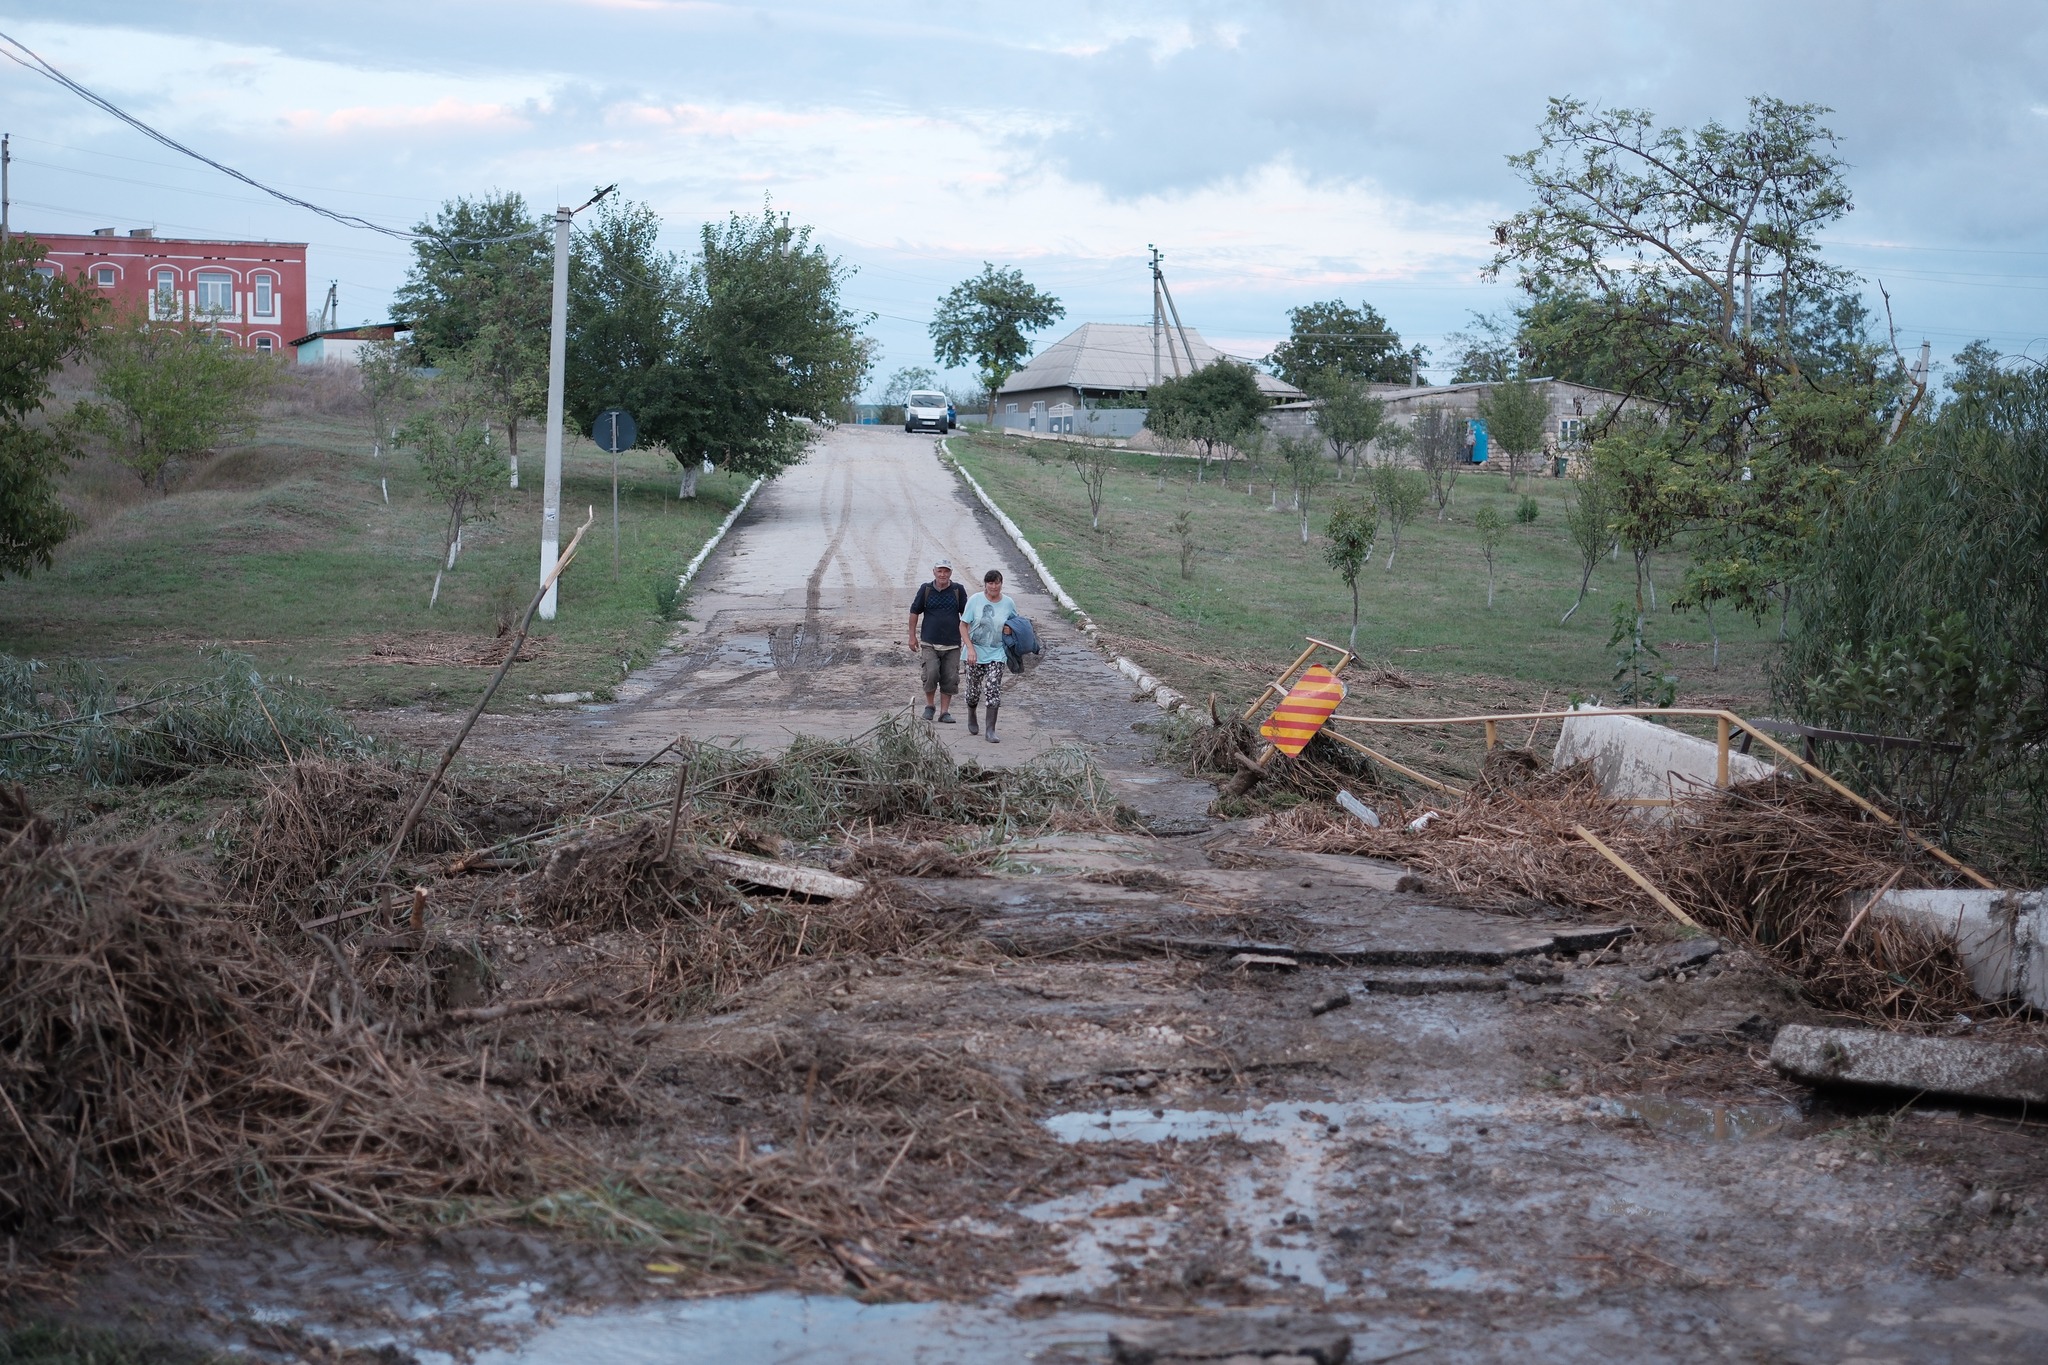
[966,704,980,736]
[984,704,1000,743]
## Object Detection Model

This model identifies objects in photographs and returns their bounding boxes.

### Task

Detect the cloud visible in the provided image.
[284,97,534,136]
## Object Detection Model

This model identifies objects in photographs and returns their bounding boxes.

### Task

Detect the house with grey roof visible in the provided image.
[995,323,1303,433]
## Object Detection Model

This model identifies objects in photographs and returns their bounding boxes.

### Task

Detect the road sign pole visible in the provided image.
[610,412,620,577]
[538,204,571,621]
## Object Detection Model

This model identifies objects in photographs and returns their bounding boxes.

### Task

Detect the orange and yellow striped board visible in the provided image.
[1258,664,1347,756]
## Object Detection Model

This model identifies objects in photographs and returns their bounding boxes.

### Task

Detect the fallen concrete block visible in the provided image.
[1553,704,1775,806]
[1110,1314,1352,1364]
[1770,1024,2048,1105]
[1639,937,1722,980]
[1863,889,2047,1011]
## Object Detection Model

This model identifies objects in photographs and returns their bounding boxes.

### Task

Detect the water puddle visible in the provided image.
[1593,1095,1799,1142]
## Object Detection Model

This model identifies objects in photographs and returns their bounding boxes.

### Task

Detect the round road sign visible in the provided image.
[592,407,637,453]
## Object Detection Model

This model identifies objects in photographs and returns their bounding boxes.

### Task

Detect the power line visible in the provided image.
[0,28,534,248]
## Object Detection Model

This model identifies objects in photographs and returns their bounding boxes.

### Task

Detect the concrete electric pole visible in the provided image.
[536,185,614,622]
[537,204,572,621]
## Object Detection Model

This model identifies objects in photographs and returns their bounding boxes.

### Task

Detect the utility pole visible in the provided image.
[537,184,615,621]
[1149,244,1162,387]
[538,203,572,621]
[2,133,11,286]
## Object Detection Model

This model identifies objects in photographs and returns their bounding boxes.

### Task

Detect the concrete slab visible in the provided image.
[1866,889,2048,1010]
[1770,1024,2048,1104]
[1109,1315,1353,1364]
[1553,703,1775,805]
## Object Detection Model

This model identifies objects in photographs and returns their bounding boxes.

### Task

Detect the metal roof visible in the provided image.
[998,323,1303,399]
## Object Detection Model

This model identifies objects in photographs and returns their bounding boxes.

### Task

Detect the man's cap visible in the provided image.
[933,557,952,569]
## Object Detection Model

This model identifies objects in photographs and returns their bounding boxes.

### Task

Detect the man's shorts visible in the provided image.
[920,643,961,696]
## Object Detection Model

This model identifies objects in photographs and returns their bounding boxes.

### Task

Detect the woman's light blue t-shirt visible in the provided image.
[962,593,1017,664]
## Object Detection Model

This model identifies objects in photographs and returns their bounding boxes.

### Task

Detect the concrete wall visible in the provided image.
[1552,705,1777,806]
[1868,889,2048,1011]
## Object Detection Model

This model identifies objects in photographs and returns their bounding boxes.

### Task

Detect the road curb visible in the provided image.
[676,475,765,600]
[939,438,1206,725]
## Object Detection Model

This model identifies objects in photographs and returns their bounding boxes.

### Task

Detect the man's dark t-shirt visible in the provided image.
[910,581,968,646]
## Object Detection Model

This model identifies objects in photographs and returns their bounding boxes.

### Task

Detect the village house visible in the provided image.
[995,322,1304,436]
[1262,377,1665,472]
[28,227,308,355]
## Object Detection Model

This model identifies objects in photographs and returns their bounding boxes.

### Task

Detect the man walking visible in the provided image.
[907,558,969,723]
[962,568,1018,743]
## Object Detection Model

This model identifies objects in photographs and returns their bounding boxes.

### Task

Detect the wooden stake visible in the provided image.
[1836,868,1905,952]
[1574,824,1703,931]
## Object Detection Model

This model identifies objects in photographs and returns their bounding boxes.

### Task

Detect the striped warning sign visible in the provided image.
[1258,664,1347,756]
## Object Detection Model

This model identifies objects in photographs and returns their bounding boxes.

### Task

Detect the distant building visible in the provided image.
[1264,377,1665,469]
[995,322,1303,431]
[290,323,410,367]
[28,227,308,355]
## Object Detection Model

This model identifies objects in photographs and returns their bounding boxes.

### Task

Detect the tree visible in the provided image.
[1411,408,1465,519]
[1282,433,1333,543]
[1310,371,1387,479]
[1490,96,1888,629]
[1445,312,1521,383]
[1370,463,1427,569]
[1472,504,1506,608]
[880,366,938,405]
[930,264,1064,421]
[401,378,503,607]
[1069,442,1112,532]
[1172,504,1198,580]
[566,199,871,492]
[84,311,273,493]
[358,339,417,456]
[1322,495,1378,652]
[1560,467,1613,624]
[393,193,551,486]
[1476,377,1548,487]
[0,237,102,577]
[1269,298,1425,388]
[1146,362,1265,478]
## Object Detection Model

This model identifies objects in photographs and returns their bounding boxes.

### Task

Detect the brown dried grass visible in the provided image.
[1259,756,1988,1025]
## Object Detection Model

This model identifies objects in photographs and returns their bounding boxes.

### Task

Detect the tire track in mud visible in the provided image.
[777,458,856,673]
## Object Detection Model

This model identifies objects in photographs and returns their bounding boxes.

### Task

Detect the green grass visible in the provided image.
[947,431,1780,715]
[0,1325,216,1365]
[0,408,751,712]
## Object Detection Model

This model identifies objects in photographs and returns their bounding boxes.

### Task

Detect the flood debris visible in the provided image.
[1862,888,2048,1010]
[1771,1024,2048,1105]
[1262,755,1995,1025]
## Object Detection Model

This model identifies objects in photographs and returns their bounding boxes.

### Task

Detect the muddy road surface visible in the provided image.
[59,428,2048,1361]
[413,423,1213,832]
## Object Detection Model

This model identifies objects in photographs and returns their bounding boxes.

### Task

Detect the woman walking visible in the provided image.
[962,568,1018,743]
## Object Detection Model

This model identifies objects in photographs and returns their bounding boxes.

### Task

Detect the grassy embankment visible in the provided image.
[0,377,749,713]
[946,430,1782,767]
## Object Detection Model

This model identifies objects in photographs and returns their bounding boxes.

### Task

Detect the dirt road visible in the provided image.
[538,424,1213,830]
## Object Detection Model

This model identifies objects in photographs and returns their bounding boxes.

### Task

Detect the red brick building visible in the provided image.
[29,228,309,355]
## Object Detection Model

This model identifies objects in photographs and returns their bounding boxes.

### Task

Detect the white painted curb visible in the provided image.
[941,438,1205,724]
[676,476,765,599]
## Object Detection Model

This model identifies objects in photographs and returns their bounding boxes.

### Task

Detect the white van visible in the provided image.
[905,391,952,433]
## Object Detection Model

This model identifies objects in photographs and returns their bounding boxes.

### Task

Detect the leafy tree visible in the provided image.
[358,339,418,455]
[1411,407,1465,519]
[1473,504,1506,608]
[401,377,503,607]
[1310,371,1387,479]
[1445,312,1521,383]
[1490,96,1892,628]
[1476,377,1548,487]
[1172,504,1198,580]
[393,193,550,484]
[1322,494,1378,651]
[1515,495,1540,524]
[1369,463,1427,569]
[0,237,102,577]
[1282,433,1333,543]
[567,199,871,492]
[1146,362,1265,478]
[84,311,274,493]
[1269,298,1425,388]
[1068,442,1112,532]
[880,366,938,405]
[1560,466,1613,624]
[929,264,1064,420]
[1781,352,2048,871]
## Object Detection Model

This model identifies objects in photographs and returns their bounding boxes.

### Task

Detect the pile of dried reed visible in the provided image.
[1260,756,1985,1023]
[0,787,560,1252]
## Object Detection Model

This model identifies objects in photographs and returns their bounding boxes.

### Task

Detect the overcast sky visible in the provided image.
[6,2,2046,394]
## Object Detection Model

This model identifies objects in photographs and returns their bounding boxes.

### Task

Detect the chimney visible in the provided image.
[93,227,117,237]
[129,228,154,239]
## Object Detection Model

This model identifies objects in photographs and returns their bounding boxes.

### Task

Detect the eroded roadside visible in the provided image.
[47,817,2048,1363]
